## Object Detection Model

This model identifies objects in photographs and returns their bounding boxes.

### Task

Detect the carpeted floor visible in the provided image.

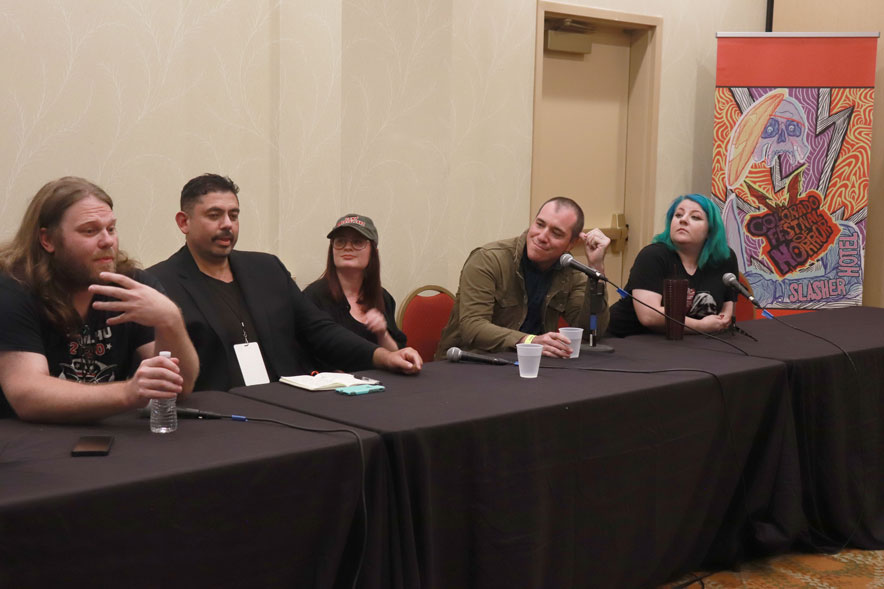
[662,549,884,588]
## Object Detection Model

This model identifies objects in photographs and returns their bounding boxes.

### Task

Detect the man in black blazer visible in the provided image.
[148,174,422,392]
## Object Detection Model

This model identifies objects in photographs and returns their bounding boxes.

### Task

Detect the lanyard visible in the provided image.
[204,276,251,344]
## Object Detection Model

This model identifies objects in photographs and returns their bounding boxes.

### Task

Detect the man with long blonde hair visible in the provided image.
[0,177,198,422]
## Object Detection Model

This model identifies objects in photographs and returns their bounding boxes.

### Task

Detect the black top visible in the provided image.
[200,275,263,388]
[147,246,379,391]
[519,249,555,334]
[607,242,739,337]
[303,279,407,360]
[0,270,157,417]
[200,275,259,345]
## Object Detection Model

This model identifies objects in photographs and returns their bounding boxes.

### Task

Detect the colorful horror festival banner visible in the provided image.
[712,33,878,310]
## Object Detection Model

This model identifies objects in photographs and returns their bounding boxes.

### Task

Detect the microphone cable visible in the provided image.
[181,408,369,589]
[757,313,872,553]
[670,571,712,588]
[721,278,873,552]
[608,276,869,552]
[624,273,873,553]
[606,278,751,356]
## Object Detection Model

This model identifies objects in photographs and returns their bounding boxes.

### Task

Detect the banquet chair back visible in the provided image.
[396,285,455,362]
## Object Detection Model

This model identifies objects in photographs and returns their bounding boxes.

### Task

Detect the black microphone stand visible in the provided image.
[728,316,758,342]
[582,279,614,353]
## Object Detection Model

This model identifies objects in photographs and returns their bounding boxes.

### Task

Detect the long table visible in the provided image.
[4,307,881,588]
[233,335,803,588]
[0,391,390,588]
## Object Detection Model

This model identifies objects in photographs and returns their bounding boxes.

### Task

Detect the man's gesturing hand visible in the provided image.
[90,272,181,328]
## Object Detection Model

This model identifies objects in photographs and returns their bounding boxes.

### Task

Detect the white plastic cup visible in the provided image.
[558,327,584,358]
[516,343,543,378]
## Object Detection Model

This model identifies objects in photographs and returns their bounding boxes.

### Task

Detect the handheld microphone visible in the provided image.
[139,406,224,419]
[559,253,607,282]
[446,347,513,366]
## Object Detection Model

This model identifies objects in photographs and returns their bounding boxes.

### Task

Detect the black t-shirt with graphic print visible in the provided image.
[0,270,157,418]
[607,242,739,337]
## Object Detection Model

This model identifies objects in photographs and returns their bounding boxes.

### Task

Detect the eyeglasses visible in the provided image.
[332,237,369,250]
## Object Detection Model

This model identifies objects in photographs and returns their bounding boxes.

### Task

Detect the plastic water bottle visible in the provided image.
[149,351,178,433]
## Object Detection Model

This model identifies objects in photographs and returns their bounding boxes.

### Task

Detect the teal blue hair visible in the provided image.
[652,194,730,269]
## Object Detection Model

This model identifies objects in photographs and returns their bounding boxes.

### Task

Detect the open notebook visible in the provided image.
[279,372,380,391]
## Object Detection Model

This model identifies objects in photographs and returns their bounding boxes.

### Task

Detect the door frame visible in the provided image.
[531,1,663,278]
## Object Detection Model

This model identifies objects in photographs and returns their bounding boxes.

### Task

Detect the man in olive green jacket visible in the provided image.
[436,197,610,359]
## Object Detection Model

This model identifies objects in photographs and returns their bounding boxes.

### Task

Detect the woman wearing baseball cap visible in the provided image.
[304,214,407,356]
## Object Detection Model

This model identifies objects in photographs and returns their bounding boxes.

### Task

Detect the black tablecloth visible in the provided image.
[6,307,878,588]
[0,391,388,589]
[646,306,884,551]
[733,306,884,550]
[233,337,801,588]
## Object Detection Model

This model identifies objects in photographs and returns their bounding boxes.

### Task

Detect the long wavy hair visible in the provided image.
[0,177,137,335]
[652,194,731,269]
[320,237,384,312]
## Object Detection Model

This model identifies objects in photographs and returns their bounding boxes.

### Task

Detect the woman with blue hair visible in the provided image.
[607,194,738,336]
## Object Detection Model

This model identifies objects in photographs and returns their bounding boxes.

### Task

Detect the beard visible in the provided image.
[51,247,117,289]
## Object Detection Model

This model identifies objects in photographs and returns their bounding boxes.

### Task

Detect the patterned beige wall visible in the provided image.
[1,0,771,307]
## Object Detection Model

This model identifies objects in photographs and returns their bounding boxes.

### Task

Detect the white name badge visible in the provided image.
[233,342,270,386]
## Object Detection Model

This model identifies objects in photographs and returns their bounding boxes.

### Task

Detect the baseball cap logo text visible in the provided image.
[338,216,365,228]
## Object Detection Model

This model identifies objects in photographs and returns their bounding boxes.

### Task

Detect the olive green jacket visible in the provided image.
[435,232,608,359]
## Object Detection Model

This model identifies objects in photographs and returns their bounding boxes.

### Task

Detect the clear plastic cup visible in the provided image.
[516,343,543,378]
[558,327,584,358]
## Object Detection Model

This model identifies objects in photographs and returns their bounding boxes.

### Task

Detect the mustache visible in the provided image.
[93,250,116,260]
[213,231,234,240]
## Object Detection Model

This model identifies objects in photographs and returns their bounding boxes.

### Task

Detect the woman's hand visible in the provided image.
[363,308,388,336]
[693,313,730,334]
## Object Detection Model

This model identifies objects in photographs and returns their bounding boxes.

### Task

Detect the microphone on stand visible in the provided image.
[722,273,774,319]
[446,347,514,366]
[559,253,608,282]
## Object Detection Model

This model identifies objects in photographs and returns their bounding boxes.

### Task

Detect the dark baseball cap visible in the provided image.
[327,214,379,244]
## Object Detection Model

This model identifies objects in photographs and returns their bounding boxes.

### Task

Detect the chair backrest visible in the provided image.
[733,272,755,322]
[397,285,455,362]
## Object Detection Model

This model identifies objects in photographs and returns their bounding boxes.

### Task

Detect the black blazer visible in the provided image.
[147,246,378,391]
